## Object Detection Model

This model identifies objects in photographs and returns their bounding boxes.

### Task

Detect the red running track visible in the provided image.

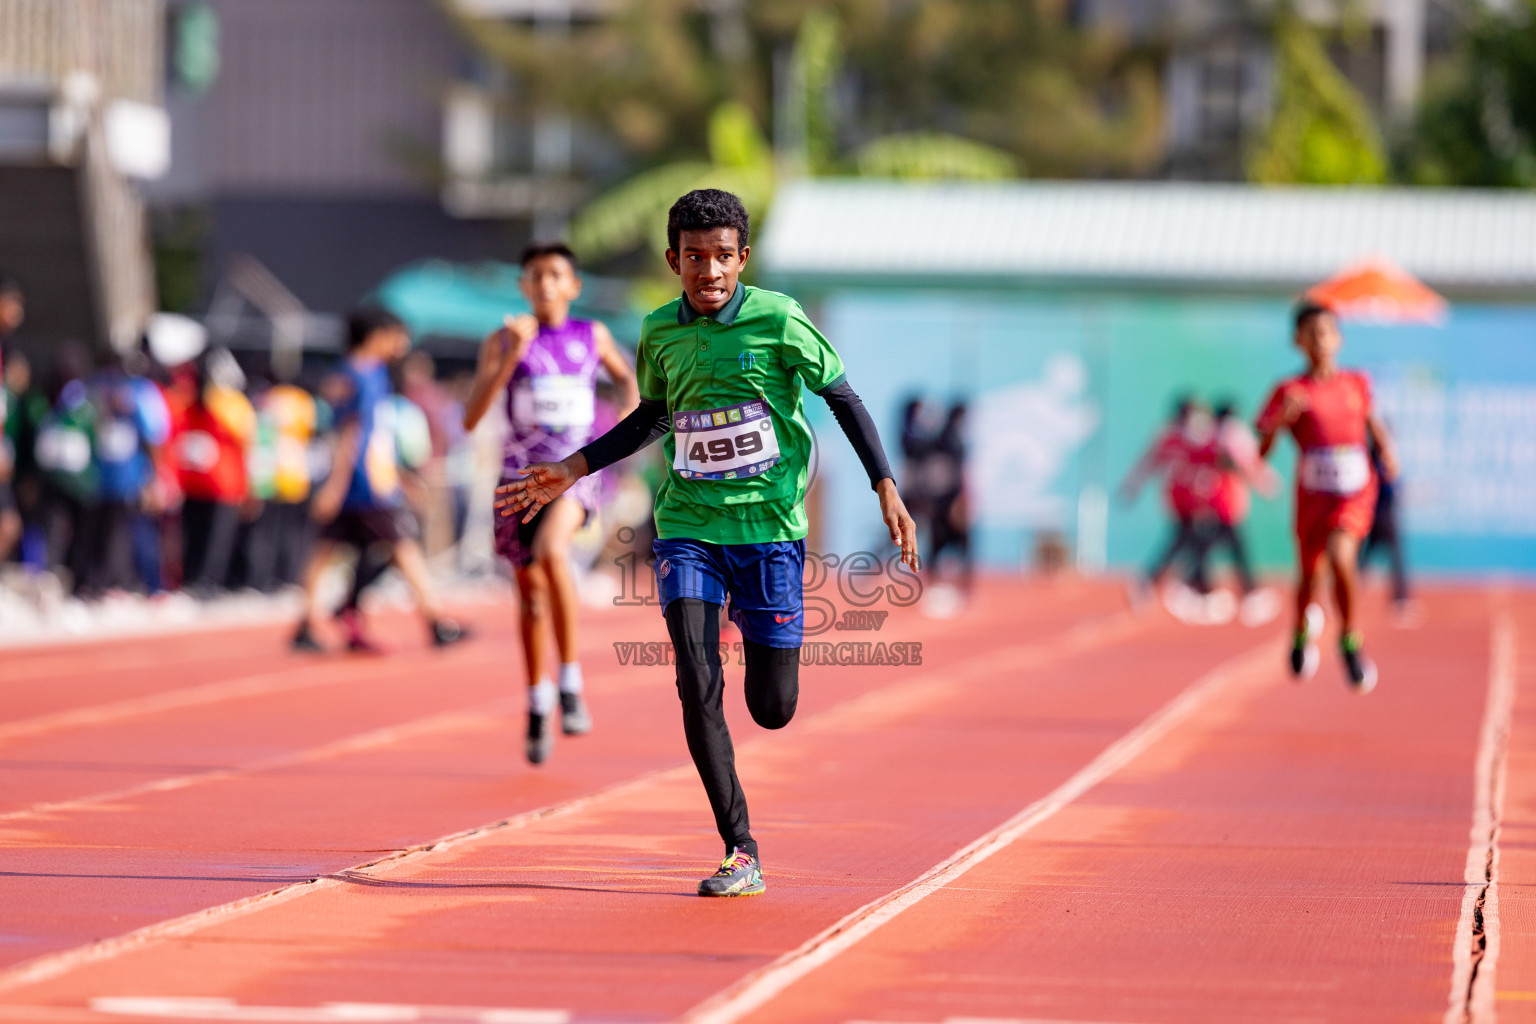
[0,580,1527,1024]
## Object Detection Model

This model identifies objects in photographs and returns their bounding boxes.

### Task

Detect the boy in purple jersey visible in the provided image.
[464,244,638,764]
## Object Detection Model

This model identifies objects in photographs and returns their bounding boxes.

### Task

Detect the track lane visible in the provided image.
[0,581,1124,991]
[727,589,1499,1024]
[1480,590,1536,1022]
[0,589,1263,1022]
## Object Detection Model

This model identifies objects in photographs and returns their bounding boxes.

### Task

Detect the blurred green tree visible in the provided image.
[450,1,1160,263]
[1400,0,1536,187]
[1247,14,1388,185]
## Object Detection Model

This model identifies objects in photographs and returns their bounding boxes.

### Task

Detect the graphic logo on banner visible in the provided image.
[972,353,1100,530]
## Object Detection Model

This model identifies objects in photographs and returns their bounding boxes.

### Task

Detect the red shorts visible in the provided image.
[1295,480,1377,565]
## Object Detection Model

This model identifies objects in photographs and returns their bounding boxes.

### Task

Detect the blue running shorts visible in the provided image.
[653,537,805,648]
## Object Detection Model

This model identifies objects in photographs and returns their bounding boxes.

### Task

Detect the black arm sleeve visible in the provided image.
[578,397,671,473]
[816,377,894,489]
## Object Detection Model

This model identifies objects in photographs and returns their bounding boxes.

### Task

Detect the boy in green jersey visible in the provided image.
[497,189,919,897]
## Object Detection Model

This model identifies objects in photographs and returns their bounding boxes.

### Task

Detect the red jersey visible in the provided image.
[1257,370,1372,449]
[1257,369,1378,550]
[1152,422,1221,519]
[174,397,251,503]
[1208,418,1268,526]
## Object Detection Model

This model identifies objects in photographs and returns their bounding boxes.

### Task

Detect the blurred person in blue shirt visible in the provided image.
[85,352,170,595]
[291,308,467,653]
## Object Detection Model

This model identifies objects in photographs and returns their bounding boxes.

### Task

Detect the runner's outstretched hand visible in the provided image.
[495,456,582,523]
[876,478,921,572]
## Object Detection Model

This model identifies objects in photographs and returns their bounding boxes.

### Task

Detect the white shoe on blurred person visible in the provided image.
[1202,589,1236,625]
[1162,582,1205,624]
[1239,588,1281,627]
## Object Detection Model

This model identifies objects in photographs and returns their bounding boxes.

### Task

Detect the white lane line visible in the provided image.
[0,608,1147,997]
[88,996,568,1022]
[1444,609,1517,1024]
[0,698,520,826]
[0,757,692,996]
[678,640,1281,1024]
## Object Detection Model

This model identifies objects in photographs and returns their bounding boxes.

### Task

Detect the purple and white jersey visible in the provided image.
[502,318,602,508]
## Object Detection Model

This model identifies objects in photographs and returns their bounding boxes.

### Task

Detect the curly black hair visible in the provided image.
[346,306,405,351]
[666,189,749,253]
[520,242,578,270]
[1293,299,1335,331]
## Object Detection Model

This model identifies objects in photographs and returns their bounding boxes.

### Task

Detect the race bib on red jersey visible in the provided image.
[1299,444,1370,495]
[672,399,780,481]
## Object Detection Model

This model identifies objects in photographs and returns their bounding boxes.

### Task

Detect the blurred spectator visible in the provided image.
[1122,396,1211,602]
[898,397,936,552]
[923,402,971,592]
[170,352,256,595]
[5,352,49,570]
[35,345,99,592]
[84,353,171,595]
[1361,432,1413,617]
[244,375,324,591]
[0,276,22,565]
[0,275,21,342]
[1191,400,1279,624]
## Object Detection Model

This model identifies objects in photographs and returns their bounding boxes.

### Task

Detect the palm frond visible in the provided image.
[853,132,1020,180]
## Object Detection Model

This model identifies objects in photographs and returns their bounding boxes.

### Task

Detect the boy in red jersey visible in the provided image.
[1121,397,1210,607]
[1256,302,1399,691]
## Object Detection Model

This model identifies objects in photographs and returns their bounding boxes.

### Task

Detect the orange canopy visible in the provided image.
[1305,259,1448,325]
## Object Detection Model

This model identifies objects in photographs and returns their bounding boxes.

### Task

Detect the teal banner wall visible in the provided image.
[804,289,1536,575]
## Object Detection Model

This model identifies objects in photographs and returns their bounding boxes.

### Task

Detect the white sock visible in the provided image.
[558,662,584,695]
[529,678,557,715]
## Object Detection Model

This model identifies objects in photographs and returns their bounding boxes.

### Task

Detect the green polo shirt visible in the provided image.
[635,284,845,545]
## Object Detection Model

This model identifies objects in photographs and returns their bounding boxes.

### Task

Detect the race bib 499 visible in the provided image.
[673,399,781,480]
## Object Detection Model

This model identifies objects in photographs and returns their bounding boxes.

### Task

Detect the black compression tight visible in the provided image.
[663,598,801,861]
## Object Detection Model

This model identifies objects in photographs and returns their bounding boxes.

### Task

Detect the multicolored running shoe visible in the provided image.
[697,847,765,897]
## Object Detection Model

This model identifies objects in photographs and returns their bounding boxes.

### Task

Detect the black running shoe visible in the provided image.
[560,691,593,735]
[526,709,553,764]
[1341,634,1378,694]
[291,623,324,653]
[697,847,765,897]
[431,618,470,647]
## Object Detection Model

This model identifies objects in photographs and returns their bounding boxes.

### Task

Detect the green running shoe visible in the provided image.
[697,847,766,898]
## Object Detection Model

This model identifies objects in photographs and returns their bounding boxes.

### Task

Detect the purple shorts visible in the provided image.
[492,472,597,567]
